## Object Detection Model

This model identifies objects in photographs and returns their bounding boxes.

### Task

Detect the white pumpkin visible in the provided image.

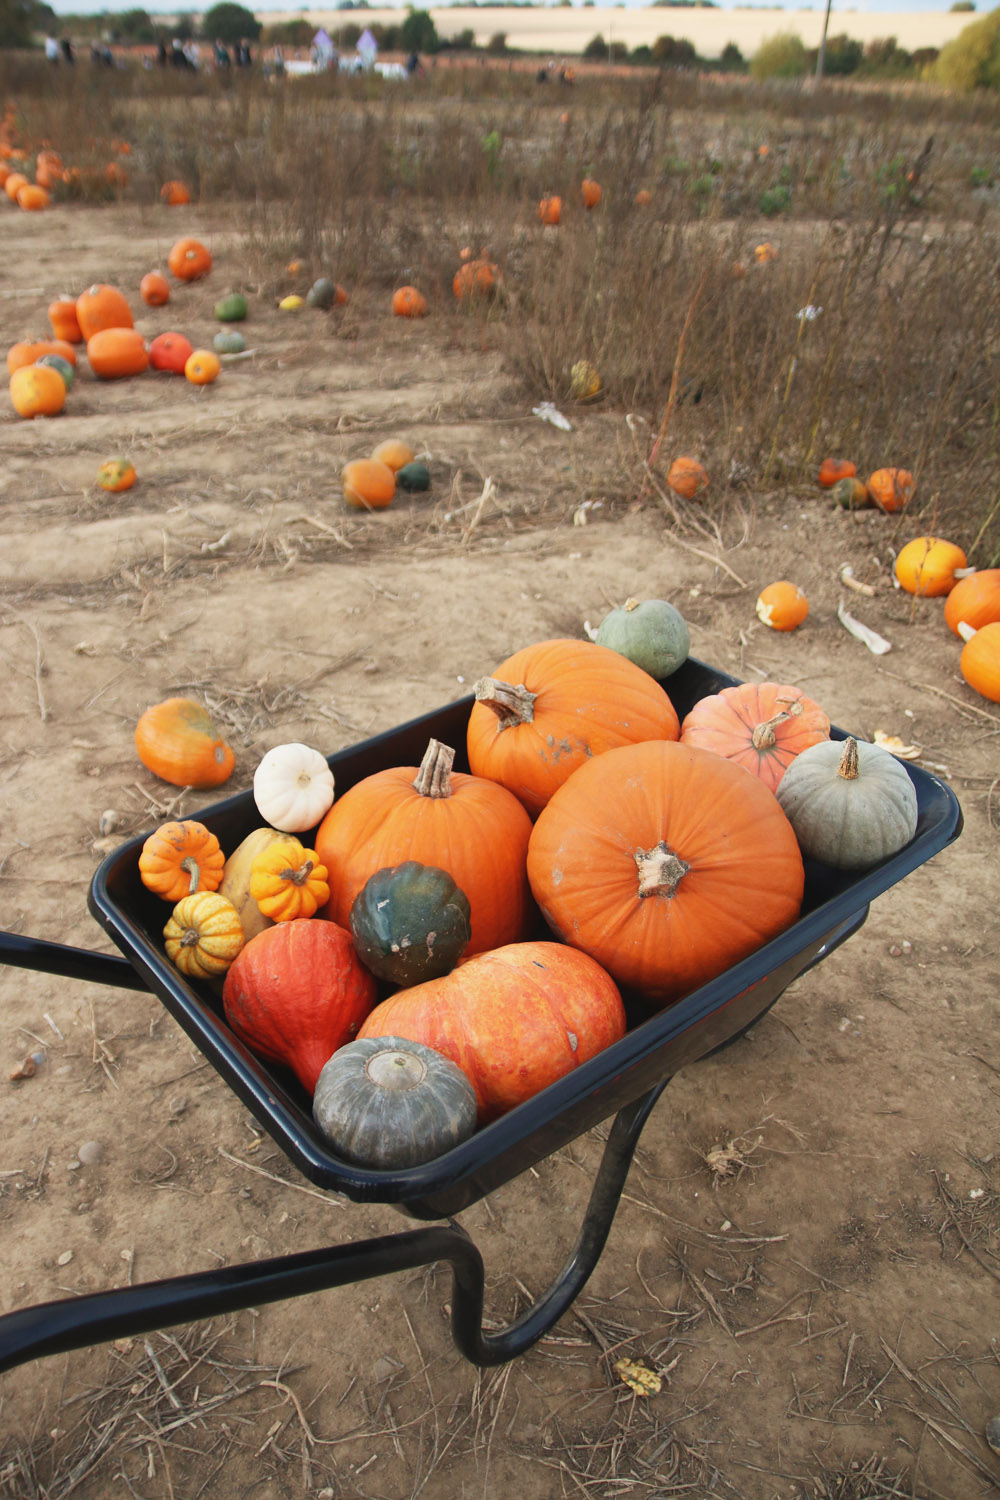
[253,743,335,833]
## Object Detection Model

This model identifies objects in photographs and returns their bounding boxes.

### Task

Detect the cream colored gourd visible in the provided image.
[775,737,918,870]
[253,743,335,832]
[217,827,303,942]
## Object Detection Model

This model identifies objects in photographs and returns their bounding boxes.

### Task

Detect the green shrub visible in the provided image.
[933,7,1000,90]
[750,32,808,81]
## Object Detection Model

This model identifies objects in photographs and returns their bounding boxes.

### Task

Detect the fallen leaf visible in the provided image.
[613,1358,662,1396]
[873,730,921,760]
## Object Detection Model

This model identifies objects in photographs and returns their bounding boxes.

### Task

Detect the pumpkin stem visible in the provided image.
[179,926,200,948]
[635,842,690,898]
[473,677,537,728]
[280,859,314,887]
[623,598,640,613]
[750,698,803,750]
[837,738,861,780]
[413,739,455,798]
[180,856,201,894]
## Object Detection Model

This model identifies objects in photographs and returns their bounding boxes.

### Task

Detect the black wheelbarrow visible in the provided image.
[0,657,962,1374]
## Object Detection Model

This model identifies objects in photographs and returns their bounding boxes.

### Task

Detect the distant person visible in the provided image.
[214,38,231,68]
[273,44,285,76]
[60,37,75,65]
[157,38,168,66]
[45,32,60,64]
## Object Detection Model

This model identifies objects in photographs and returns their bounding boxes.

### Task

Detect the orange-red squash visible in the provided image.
[467,638,680,818]
[358,941,626,1124]
[314,737,533,958]
[526,739,805,1005]
[679,682,830,792]
[223,921,376,1093]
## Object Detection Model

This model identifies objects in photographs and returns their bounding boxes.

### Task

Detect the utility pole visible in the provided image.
[815,0,833,81]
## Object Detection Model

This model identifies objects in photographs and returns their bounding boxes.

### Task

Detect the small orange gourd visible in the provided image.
[867,468,914,513]
[667,457,709,501]
[538,195,562,225]
[168,237,212,281]
[7,339,77,375]
[392,285,428,318]
[818,458,856,488]
[249,839,330,922]
[755,581,809,631]
[581,178,602,209]
[452,259,498,300]
[9,364,66,419]
[160,179,191,206]
[184,349,221,385]
[97,458,136,492]
[370,439,414,472]
[17,183,49,211]
[48,299,83,343]
[140,272,171,307]
[342,458,396,510]
[135,697,235,788]
[139,820,225,903]
[164,892,245,979]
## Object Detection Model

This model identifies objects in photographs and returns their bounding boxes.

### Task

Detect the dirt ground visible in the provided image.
[1,200,998,1500]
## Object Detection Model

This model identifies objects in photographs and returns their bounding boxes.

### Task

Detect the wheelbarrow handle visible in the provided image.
[0,1083,667,1373]
[0,931,149,991]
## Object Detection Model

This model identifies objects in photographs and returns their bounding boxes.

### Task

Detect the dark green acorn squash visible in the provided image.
[312,1036,478,1168]
[306,277,336,310]
[349,861,471,986]
[396,461,431,493]
[215,292,248,323]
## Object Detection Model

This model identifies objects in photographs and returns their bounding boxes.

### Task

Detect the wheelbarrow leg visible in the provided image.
[0,1084,667,1374]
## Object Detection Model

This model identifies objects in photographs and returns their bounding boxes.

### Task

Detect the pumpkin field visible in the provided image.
[2,58,1000,1500]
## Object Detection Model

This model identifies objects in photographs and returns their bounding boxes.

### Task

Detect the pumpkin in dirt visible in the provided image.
[392,285,428,318]
[184,349,221,385]
[944,569,1000,637]
[370,439,414,473]
[832,477,870,511]
[635,188,652,206]
[222,920,377,1093]
[776,737,919,869]
[867,467,914,514]
[9,363,65,419]
[138,819,225,903]
[314,737,533,958]
[167,237,212,281]
[959,621,1000,703]
[667,457,709,501]
[452,258,498,299]
[97,457,136,492]
[358,941,626,1124]
[526,740,805,1004]
[76,284,134,340]
[538,195,562,225]
[3,171,28,200]
[140,272,171,307]
[7,338,77,375]
[396,461,431,493]
[581,178,602,209]
[214,292,248,323]
[164,891,244,980]
[214,329,246,355]
[755,581,809,631]
[149,331,194,374]
[679,682,830,793]
[467,637,680,818]
[893,537,968,597]
[160,179,191,206]
[313,1037,479,1169]
[48,299,83,343]
[818,458,856,488]
[87,327,149,379]
[342,458,396,510]
[135,696,235,788]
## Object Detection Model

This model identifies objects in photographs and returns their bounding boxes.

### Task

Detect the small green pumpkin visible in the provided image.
[396,461,431,493]
[349,861,472,986]
[775,736,918,870]
[306,278,336,310]
[312,1036,478,1168]
[35,353,75,391]
[214,292,248,323]
[213,329,246,355]
[832,477,871,511]
[594,597,690,680]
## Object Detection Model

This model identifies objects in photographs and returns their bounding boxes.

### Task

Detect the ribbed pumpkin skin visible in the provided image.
[357,942,626,1124]
[314,760,533,957]
[775,738,919,869]
[222,920,376,1093]
[526,740,805,1005]
[944,570,1000,636]
[467,638,680,818]
[313,1037,478,1167]
[679,682,830,793]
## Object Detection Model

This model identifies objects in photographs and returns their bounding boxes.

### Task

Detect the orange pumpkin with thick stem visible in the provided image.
[818,458,856,488]
[358,942,626,1125]
[7,338,77,375]
[314,737,533,958]
[167,237,212,281]
[138,819,225,903]
[944,569,1000,636]
[667,456,709,501]
[135,696,235,788]
[679,681,830,792]
[526,739,805,1005]
[867,467,914,513]
[140,272,171,307]
[48,299,83,343]
[222,920,377,1093]
[76,284,134,340]
[87,328,149,379]
[467,638,680,818]
[959,622,1000,703]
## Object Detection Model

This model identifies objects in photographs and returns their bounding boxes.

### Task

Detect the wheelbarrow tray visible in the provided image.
[88,656,963,1222]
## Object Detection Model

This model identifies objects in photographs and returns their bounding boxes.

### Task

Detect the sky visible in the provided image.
[43,0,990,20]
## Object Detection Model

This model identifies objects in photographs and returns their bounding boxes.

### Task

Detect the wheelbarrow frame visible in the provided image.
[0,658,962,1374]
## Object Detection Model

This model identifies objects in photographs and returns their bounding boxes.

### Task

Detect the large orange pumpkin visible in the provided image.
[893,536,968,597]
[10,364,66,419]
[358,941,626,1124]
[135,696,235,788]
[466,638,680,818]
[167,237,213,281]
[342,458,396,510]
[87,327,149,379]
[76,284,134,341]
[223,921,376,1093]
[959,622,1000,703]
[944,569,1000,636]
[817,458,856,488]
[679,682,830,792]
[314,737,533,958]
[17,183,50,211]
[391,285,427,318]
[526,739,805,1005]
